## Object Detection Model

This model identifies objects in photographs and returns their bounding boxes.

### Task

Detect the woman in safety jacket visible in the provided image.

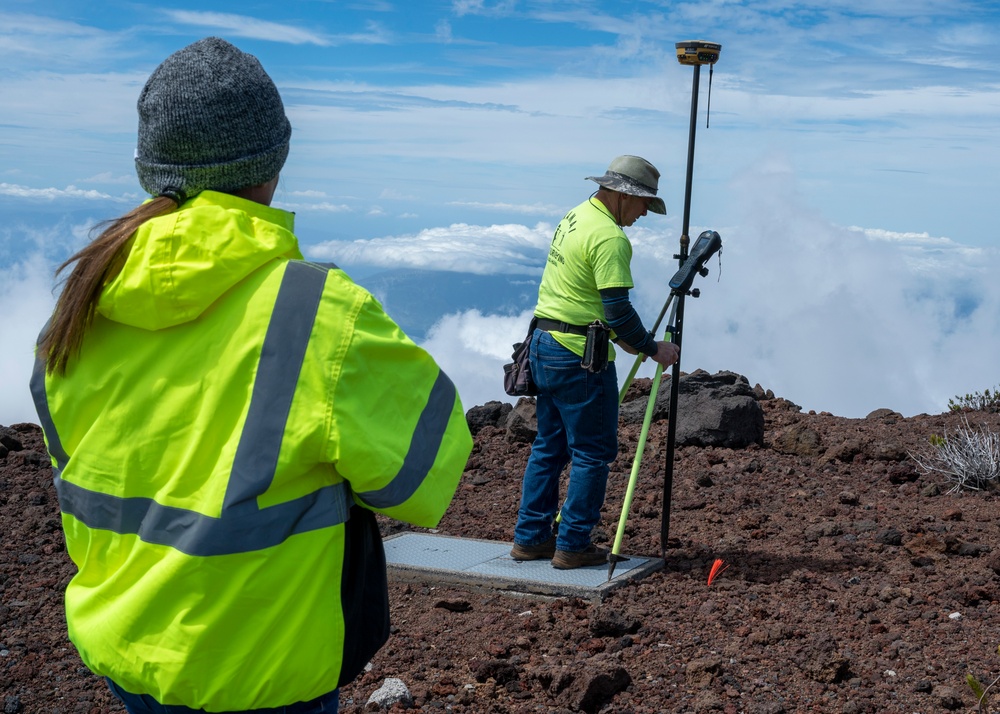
[30,37,472,714]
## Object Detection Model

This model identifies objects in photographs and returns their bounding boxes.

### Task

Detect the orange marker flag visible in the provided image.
[707,558,729,586]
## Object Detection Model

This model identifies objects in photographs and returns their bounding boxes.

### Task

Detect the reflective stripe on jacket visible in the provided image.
[30,192,472,711]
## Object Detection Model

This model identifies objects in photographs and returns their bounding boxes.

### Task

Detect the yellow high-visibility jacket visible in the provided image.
[30,191,473,711]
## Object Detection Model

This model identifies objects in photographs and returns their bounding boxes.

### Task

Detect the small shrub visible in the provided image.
[949,386,1000,413]
[909,418,1000,493]
[968,645,1000,712]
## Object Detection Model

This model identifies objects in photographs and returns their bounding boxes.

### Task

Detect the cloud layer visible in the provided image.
[2,2,998,424]
[4,168,997,427]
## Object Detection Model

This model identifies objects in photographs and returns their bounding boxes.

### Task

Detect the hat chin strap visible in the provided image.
[613,192,626,227]
[592,189,625,227]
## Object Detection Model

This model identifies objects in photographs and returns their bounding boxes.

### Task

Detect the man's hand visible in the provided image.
[649,340,680,367]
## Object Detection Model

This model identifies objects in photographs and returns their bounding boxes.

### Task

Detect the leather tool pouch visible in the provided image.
[503,317,539,396]
[580,320,611,373]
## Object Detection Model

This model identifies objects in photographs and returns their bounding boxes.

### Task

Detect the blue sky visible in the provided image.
[2,0,999,424]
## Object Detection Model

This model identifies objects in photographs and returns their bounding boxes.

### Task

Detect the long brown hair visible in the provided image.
[39,196,179,375]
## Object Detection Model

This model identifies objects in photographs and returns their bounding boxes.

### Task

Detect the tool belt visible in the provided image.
[535,317,610,372]
[535,318,589,336]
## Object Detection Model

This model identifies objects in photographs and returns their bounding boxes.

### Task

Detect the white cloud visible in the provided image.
[626,156,1000,418]
[410,155,1000,419]
[273,200,352,213]
[380,188,417,201]
[272,60,999,253]
[420,306,671,414]
[343,21,394,46]
[0,12,124,67]
[162,11,332,46]
[306,222,553,274]
[0,71,144,182]
[5,177,999,428]
[5,4,995,253]
[420,309,529,412]
[162,11,394,47]
[0,183,118,201]
[435,19,453,42]
[346,1,395,11]
[846,226,988,272]
[451,0,518,18]
[447,201,563,216]
[0,254,56,427]
[78,172,135,185]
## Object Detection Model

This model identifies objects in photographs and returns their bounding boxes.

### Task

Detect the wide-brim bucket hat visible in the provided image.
[586,155,666,214]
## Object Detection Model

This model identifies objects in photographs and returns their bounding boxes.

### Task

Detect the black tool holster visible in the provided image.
[580,320,611,373]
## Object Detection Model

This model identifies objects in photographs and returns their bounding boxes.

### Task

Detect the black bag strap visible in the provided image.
[516,316,538,343]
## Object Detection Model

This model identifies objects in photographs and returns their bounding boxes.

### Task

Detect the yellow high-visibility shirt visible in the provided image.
[534,198,634,358]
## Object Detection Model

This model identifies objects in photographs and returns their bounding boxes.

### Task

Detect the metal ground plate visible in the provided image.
[384,532,663,599]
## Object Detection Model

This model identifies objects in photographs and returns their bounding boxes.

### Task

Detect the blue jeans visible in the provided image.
[107,679,339,714]
[514,329,618,553]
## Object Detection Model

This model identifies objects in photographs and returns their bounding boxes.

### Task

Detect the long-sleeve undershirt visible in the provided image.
[599,287,657,356]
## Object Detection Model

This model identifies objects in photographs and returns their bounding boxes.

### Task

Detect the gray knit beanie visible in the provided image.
[135,37,291,198]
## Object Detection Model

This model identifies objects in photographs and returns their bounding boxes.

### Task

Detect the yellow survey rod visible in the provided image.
[553,296,675,532]
[608,301,678,580]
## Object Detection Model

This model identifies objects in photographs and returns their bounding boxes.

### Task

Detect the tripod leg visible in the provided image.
[660,292,686,556]
[608,299,678,579]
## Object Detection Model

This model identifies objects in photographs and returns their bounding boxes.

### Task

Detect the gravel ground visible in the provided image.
[4,380,1000,713]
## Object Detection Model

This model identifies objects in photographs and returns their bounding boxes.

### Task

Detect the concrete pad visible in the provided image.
[384,532,663,600]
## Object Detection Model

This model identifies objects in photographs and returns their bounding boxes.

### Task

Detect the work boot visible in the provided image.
[510,535,556,561]
[551,544,608,570]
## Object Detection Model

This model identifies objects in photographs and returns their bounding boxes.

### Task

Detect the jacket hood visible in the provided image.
[98,191,302,330]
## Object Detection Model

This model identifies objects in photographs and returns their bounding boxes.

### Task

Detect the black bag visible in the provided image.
[503,317,538,397]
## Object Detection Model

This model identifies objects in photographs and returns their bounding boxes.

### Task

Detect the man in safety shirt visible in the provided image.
[31,37,472,713]
[511,156,679,570]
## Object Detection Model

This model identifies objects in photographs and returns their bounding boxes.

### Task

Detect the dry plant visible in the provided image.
[909,418,1000,494]
[968,650,1000,714]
